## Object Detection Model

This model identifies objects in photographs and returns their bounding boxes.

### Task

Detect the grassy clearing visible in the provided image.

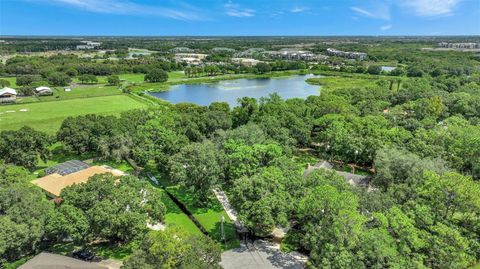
[0,95,149,134]
[119,73,145,83]
[158,188,204,236]
[154,175,239,249]
[292,150,319,170]
[17,85,123,104]
[0,76,17,87]
[307,76,380,90]
[3,256,32,269]
[164,184,239,249]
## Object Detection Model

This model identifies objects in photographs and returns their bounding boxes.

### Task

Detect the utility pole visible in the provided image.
[221,216,226,246]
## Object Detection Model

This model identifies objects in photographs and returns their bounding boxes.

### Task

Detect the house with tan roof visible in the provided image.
[32,163,124,198]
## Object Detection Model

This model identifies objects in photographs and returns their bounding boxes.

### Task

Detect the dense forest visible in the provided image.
[1,37,479,268]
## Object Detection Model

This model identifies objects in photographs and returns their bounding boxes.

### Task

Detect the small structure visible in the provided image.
[33,165,125,198]
[45,160,90,176]
[34,86,53,96]
[19,252,107,269]
[64,87,72,92]
[271,227,288,244]
[0,87,17,103]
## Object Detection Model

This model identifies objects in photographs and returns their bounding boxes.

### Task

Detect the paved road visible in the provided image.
[220,240,306,269]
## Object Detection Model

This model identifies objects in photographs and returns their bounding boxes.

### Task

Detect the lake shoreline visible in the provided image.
[145,70,311,93]
[147,74,322,107]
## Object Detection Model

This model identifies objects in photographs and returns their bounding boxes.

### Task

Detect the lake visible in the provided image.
[381,66,396,72]
[148,74,321,106]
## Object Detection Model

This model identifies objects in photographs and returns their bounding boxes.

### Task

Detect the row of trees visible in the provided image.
[1,45,479,267]
[0,162,166,265]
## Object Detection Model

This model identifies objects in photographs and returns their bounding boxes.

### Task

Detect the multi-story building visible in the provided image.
[174,53,208,65]
[326,48,367,60]
[266,48,317,61]
[76,41,102,50]
[437,42,480,49]
[231,58,262,67]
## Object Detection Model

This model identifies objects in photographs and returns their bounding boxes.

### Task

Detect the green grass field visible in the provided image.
[152,173,239,249]
[158,188,204,236]
[17,85,123,104]
[0,95,148,134]
[0,76,17,87]
[119,73,145,83]
[165,184,239,249]
[307,76,380,90]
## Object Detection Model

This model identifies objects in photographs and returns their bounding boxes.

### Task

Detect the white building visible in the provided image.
[231,58,262,67]
[438,42,480,49]
[326,48,367,60]
[0,87,17,103]
[267,49,317,61]
[174,53,208,65]
[76,41,102,50]
[35,86,53,95]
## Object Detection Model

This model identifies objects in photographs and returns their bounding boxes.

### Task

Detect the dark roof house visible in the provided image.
[45,160,90,176]
[304,160,371,189]
[19,252,107,269]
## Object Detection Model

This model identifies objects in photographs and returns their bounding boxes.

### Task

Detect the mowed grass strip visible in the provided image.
[158,188,204,236]
[0,77,17,87]
[18,85,123,104]
[165,185,240,249]
[0,95,148,134]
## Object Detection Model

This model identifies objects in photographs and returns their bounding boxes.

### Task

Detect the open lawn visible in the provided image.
[307,76,380,90]
[0,76,17,87]
[17,85,122,104]
[119,73,145,83]
[164,184,239,249]
[0,95,149,134]
[158,188,204,236]
[152,174,239,249]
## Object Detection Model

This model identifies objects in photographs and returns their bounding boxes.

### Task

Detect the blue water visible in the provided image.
[148,74,321,106]
[381,66,396,72]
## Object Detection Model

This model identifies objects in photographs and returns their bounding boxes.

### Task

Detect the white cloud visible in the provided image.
[224,1,254,17]
[380,24,392,31]
[290,7,306,13]
[30,0,204,20]
[401,0,462,16]
[351,5,391,20]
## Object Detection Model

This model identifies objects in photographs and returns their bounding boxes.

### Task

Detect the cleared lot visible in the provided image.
[0,95,148,134]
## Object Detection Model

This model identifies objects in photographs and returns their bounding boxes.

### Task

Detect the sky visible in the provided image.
[0,0,479,36]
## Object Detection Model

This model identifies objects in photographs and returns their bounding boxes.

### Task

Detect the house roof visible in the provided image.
[35,86,52,92]
[32,165,125,197]
[45,160,90,176]
[304,160,370,188]
[19,252,107,269]
[0,87,17,96]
